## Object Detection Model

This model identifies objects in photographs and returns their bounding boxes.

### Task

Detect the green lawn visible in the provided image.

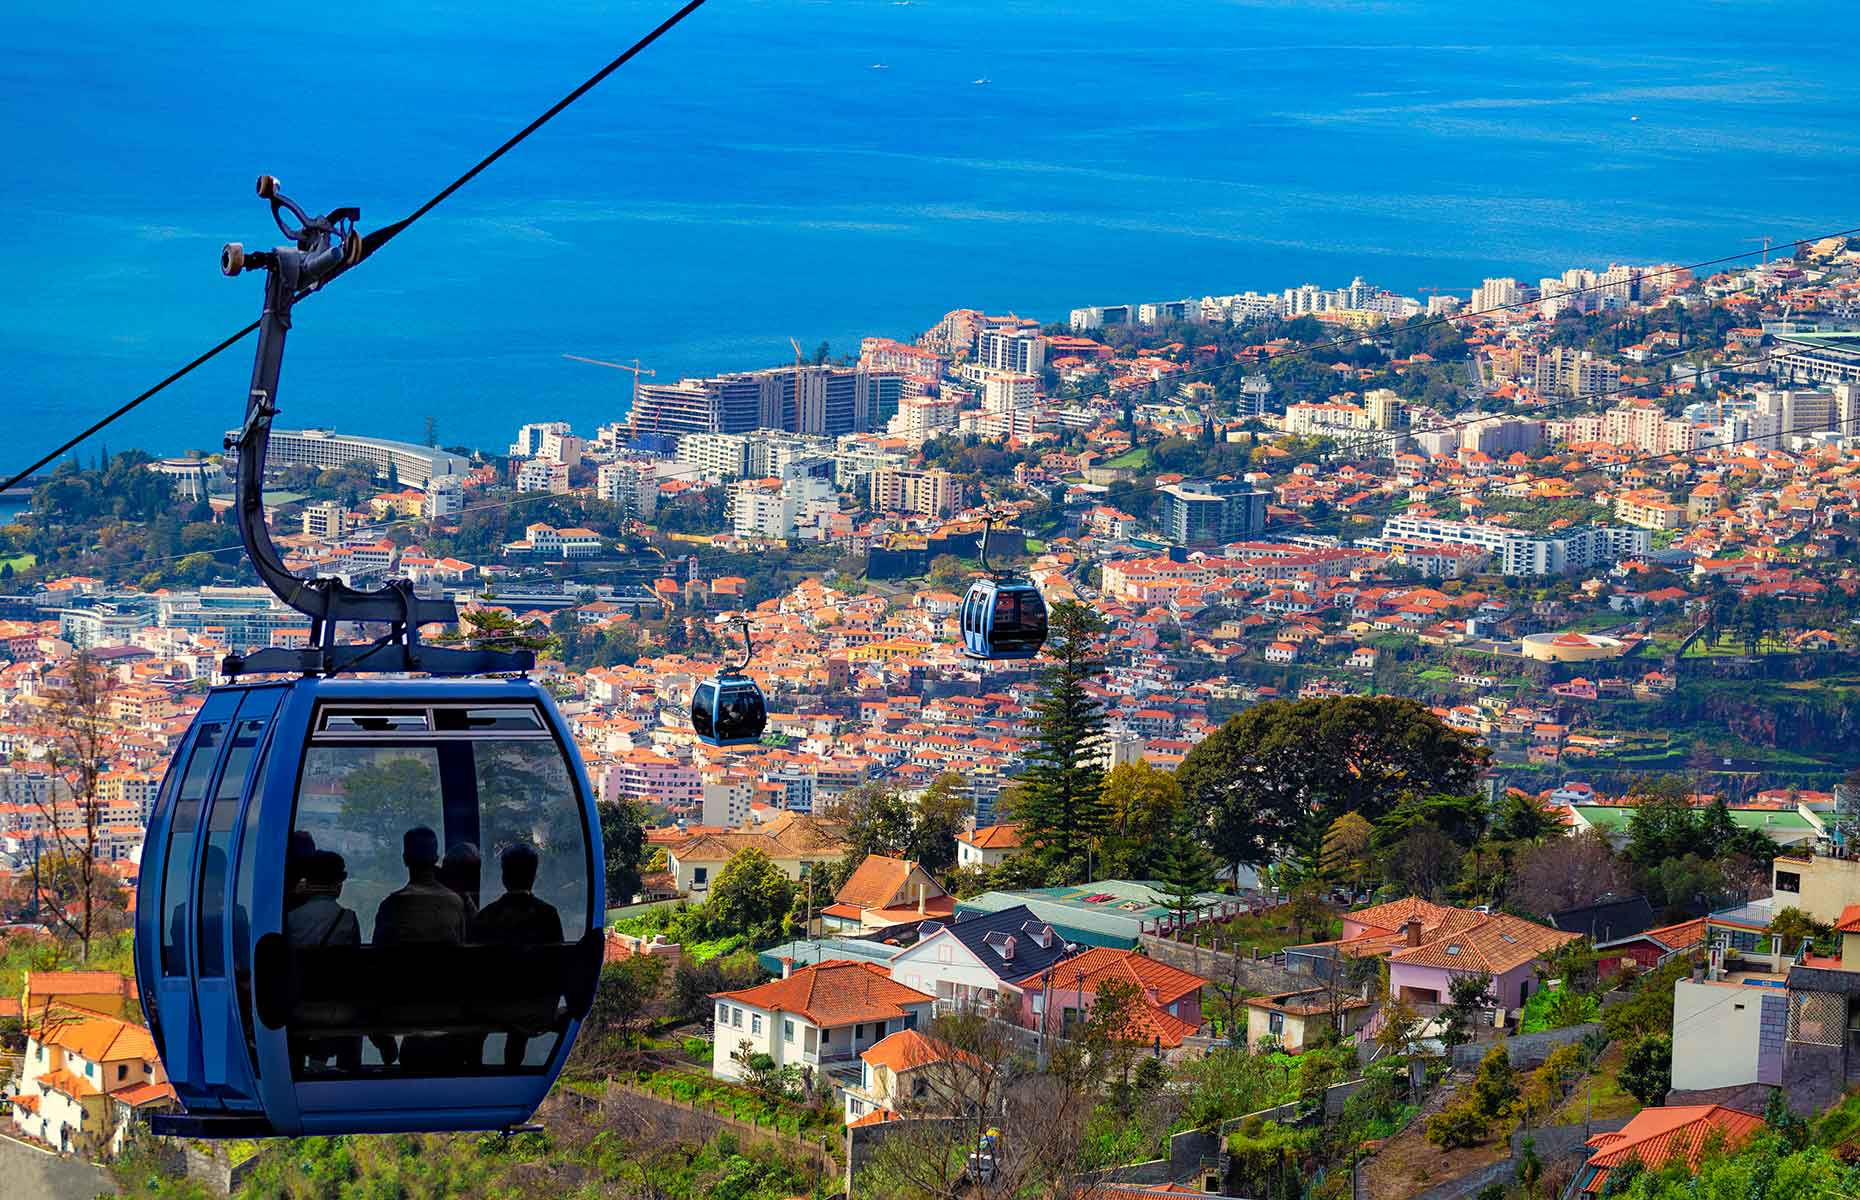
[0,553,34,572]
[1103,446,1153,469]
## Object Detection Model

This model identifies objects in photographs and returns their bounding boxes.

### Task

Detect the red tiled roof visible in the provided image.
[1026,946,1206,1006]
[959,823,1024,850]
[1583,1105,1764,1193]
[111,1081,177,1108]
[712,960,932,1027]
[860,1028,977,1074]
[1837,904,1860,934]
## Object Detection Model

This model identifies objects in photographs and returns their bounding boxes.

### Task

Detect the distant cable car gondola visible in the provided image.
[691,617,767,747]
[959,515,1048,661]
[134,181,603,1138]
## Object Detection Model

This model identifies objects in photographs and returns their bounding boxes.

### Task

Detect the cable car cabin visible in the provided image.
[959,579,1048,661]
[691,675,767,747]
[134,676,604,1138]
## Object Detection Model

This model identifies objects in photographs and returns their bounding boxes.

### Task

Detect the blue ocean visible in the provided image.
[2,0,1855,461]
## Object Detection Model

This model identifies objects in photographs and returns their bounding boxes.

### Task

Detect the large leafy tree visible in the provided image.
[705,848,796,945]
[600,799,647,906]
[1017,602,1111,883]
[1177,696,1484,881]
[1099,760,1184,879]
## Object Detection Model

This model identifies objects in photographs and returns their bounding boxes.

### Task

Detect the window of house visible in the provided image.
[783,1020,795,1043]
[903,1012,917,1030]
[694,866,709,885]
[821,1028,831,1043]
[732,1007,743,1028]
[752,1015,762,1034]
[1268,1012,1285,1035]
[717,1003,727,1026]
[1776,871,1801,893]
[118,1065,128,1082]
[850,1099,864,1115]
[855,1023,864,1040]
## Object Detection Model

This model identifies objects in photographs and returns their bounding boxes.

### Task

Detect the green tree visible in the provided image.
[1156,806,1216,924]
[907,774,971,876]
[1100,760,1184,879]
[1439,971,1494,1050]
[600,799,647,905]
[1017,601,1111,883]
[834,784,914,859]
[706,849,797,945]
[1620,1033,1672,1107]
[1768,907,1828,956]
[1319,812,1374,891]
[1492,792,1558,843]
[1178,696,1484,879]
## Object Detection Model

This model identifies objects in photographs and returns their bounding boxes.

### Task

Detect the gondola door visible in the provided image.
[195,689,284,1109]
[138,690,240,1113]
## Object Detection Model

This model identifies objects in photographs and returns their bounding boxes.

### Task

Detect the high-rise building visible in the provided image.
[302,500,352,539]
[869,467,958,518]
[1471,277,1526,314]
[596,459,660,519]
[1156,478,1269,545]
[633,376,766,436]
[515,459,570,494]
[677,432,753,481]
[422,476,464,520]
[1376,516,1649,576]
[981,373,1038,413]
[891,395,961,443]
[975,328,1047,374]
[510,421,571,458]
[1363,389,1406,430]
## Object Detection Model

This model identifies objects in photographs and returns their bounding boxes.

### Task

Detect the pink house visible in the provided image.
[1013,947,1208,1048]
[1385,911,1579,1010]
[1327,897,1581,1011]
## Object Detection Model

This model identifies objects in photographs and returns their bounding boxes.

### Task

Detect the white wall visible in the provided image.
[1671,979,1765,1091]
[888,930,1012,1002]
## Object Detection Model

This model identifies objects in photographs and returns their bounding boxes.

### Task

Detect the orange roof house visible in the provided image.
[1579,1106,1765,1193]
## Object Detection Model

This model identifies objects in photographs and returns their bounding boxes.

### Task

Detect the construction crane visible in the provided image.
[1748,235,1773,265]
[563,353,655,433]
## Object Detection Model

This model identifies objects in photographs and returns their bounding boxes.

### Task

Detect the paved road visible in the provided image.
[0,1133,115,1199]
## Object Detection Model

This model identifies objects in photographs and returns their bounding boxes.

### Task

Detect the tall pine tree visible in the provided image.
[1019,600,1110,884]
[1157,804,1216,925]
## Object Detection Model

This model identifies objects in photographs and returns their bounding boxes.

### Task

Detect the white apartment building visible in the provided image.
[890,395,961,443]
[515,458,570,494]
[510,421,572,458]
[596,459,660,519]
[1375,516,1650,577]
[539,430,585,466]
[975,327,1046,374]
[981,372,1038,413]
[728,474,837,540]
[302,499,353,539]
[423,475,464,520]
[678,432,753,481]
[870,467,958,518]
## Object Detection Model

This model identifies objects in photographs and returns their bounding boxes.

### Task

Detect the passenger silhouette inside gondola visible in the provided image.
[287,850,361,1072]
[374,827,468,1071]
[472,843,564,1068]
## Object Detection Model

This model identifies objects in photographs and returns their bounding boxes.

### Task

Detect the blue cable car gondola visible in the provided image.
[691,617,767,747]
[134,180,603,1138]
[959,517,1048,661]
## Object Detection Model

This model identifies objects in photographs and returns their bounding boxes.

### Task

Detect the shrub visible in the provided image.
[1426,1101,1490,1149]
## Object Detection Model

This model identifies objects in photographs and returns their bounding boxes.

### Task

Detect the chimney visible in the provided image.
[917,882,927,915]
[1403,919,1423,947]
[780,956,794,979]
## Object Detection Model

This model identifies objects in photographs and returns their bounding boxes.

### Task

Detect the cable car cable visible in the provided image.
[0,0,712,495]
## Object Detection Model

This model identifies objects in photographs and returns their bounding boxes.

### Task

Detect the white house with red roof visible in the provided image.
[709,960,933,1084]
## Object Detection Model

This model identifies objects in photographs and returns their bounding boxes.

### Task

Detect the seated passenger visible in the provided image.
[373,827,468,1072]
[286,850,361,1072]
[374,827,468,946]
[439,841,483,923]
[472,843,565,1067]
